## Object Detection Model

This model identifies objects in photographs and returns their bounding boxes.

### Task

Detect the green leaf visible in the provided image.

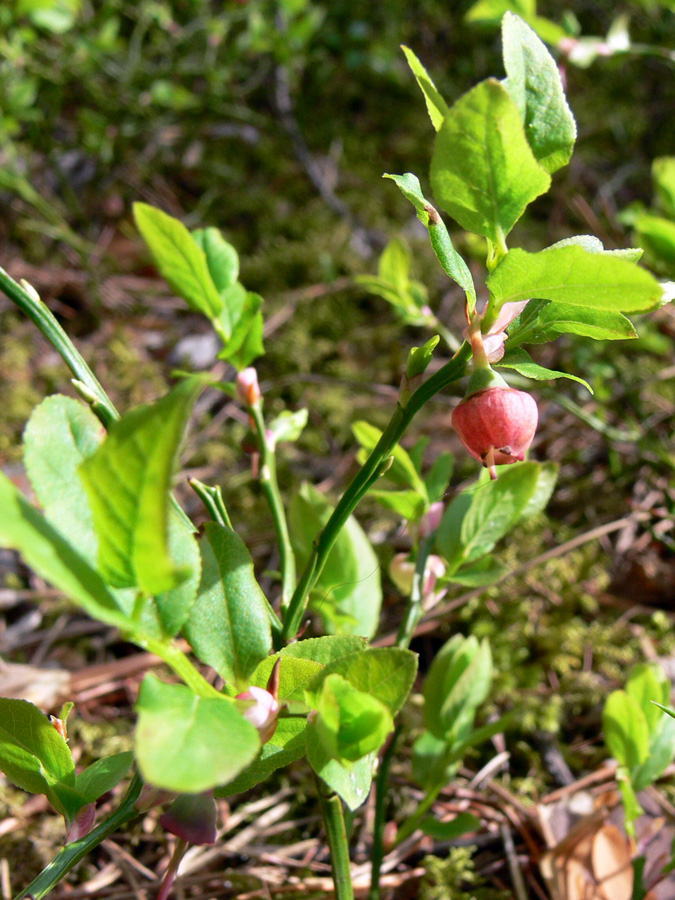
[355,275,427,319]
[309,648,418,716]
[378,238,412,291]
[248,657,323,712]
[498,347,593,392]
[506,300,637,349]
[401,46,450,131]
[446,556,510,587]
[435,491,474,573]
[133,203,223,319]
[215,717,306,797]
[423,635,492,740]
[368,489,426,520]
[353,421,426,495]
[412,730,453,789]
[653,702,675,720]
[267,409,308,446]
[549,234,604,253]
[603,690,650,770]
[652,156,675,220]
[79,378,203,595]
[502,12,576,173]
[135,675,260,792]
[421,812,482,840]
[312,673,394,762]
[519,461,558,520]
[0,472,130,631]
[183,523,272,688]
[430,79,550,244]
[289,483,382,638]
[154,515,201,638]
[460,463,541,563]
[617,766,643,827]
[384,173,476,304]
[465,0,535,25]
[634,213,675,268]
[18,0,82,33]
[75,752,134,803]
[0,698,75,797]
[246,636,368,711]
[626,663,671,736]
[266,635,367,667]
[218,290,265,370]
[425,452,454,504]
[406,336,440,380]
[305,718,374,811]
[633,715,675,792]
[192,227,239,292]
[487,245,663,313]
[536,304,638,341]
[23,395,103,567]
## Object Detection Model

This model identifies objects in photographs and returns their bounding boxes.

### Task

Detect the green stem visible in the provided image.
[189,478,233,528]
[14,773,144,900]
[368,727,401,900]
[317,779,354,900]
[396,536,433,649]
[281,341,472,641]
[0,265,195,533]
[394,782,443,846]
[248,403,297,614]
[0,266,117,428]
[138,636,223,699]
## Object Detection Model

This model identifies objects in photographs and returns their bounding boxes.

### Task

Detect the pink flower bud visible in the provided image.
[389,553,415,595]
[66,802,96,843]
[236,367,260,406]
[451,387,538,480]
[419,501,444,539]
[236,686,280,743]
[389,553,447,609]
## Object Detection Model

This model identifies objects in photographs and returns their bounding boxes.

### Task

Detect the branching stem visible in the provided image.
[281,342,472,640]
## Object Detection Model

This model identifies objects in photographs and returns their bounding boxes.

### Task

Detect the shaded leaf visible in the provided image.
[75,752,134,803]
[184,523,272,688]
[353,421,426,495]
[368,489,425,520]
[446,555,510,587]
[289,483,381,638]
[421,812,482,840]
[498,347,593,392]
[192,227,239,292]
[215,718,307,797]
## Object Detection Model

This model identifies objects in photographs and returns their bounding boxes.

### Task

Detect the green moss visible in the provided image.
[421,848,511,900]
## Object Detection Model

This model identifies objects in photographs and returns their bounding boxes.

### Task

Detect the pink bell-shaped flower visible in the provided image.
[451,387,538,480]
